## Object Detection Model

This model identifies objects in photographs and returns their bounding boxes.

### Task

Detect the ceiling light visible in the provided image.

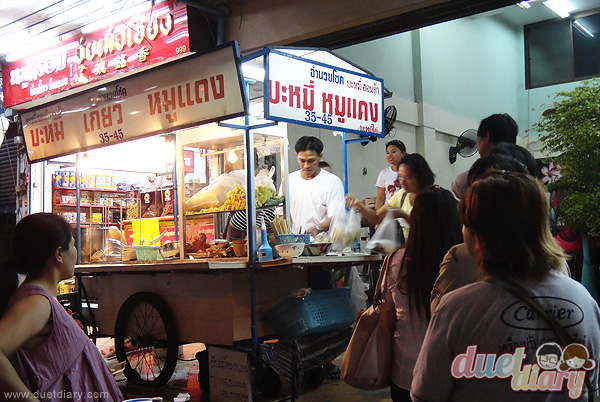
[227,151,238,164]
[517,1,531,9]
[543,0,571,18]
[5,32,61,62]
[574,20,595,38]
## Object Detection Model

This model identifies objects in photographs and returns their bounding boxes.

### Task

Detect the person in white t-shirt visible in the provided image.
[288,136,346,379]
[288,136,345,237]
[375,140,407,210]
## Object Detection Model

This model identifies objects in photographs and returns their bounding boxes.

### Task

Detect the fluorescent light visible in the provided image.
[543,0,571,18]
[517,1,531,9]
[5,32,61,62]
[574,20,595,38]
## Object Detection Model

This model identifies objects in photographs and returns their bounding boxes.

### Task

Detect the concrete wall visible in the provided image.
[282,13,591,200]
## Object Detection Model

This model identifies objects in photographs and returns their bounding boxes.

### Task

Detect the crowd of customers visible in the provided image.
[345,112,600,402]
[1,112,599,402]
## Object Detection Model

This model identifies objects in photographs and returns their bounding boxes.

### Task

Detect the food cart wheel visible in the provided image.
[114,292,179,387]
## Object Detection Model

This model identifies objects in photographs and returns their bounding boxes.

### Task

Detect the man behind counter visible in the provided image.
[288,136,345,379]
[289,136,345,237]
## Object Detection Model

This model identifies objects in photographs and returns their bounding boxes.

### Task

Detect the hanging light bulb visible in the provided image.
[227,150,238,164]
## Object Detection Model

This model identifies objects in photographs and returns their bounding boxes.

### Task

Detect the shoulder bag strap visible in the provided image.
[489,277,595,395]
[399,191,408,209]
[373,251,395,305]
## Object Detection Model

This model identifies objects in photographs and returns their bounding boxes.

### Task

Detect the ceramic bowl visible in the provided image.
[275,243,305,258]
[275,234,311,245]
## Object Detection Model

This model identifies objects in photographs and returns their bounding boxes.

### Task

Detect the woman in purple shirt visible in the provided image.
[0,213,123,401]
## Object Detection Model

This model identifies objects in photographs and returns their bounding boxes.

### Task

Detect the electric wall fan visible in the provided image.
[449,129,477,164]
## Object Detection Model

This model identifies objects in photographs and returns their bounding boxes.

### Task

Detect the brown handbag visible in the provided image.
[341,251,397,390]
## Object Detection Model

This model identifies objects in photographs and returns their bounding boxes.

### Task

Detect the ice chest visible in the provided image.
[263,287,354,339]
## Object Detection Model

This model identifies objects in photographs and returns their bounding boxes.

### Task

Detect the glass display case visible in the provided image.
[176,121,287,260]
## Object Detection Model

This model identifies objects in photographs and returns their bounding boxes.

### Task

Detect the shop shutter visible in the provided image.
[0,138,18,214]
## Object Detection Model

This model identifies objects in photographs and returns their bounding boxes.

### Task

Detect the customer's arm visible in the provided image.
[345,195,391,225]
[0,296,51,402]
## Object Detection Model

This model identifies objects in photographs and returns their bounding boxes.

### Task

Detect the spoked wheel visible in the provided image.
[114,292,179,387]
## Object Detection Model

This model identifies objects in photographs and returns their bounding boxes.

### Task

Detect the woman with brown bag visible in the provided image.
[383,186,463,401]
[342,186,462,401]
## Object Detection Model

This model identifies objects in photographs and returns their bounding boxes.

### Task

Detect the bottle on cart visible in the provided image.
[257,217,273,261]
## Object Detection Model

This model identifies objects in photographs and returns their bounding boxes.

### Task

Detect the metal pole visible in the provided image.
[75,154,81,265]
[342,132,349,195]
[242,79,259,357]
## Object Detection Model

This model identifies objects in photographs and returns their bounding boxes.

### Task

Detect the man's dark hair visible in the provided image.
[477,113,518,145]
[295,136,323,154]
[318,161,330,169]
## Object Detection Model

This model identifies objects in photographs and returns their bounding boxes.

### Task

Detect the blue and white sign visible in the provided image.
[265,51,384,137]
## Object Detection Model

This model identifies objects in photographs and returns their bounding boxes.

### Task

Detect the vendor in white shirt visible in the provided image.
[289,136,345,237]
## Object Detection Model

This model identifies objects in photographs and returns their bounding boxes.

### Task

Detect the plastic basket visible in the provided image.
[263,288,354,339]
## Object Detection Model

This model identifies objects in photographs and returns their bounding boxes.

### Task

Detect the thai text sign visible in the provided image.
[21,44,246,162]
[2,0,190,108]
[266,51,384,136]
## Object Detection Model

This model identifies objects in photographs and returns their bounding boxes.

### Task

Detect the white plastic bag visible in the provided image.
[347,266,368,317]
[185,172,240,211]
[365,211,401,253]
[330,207,361,251]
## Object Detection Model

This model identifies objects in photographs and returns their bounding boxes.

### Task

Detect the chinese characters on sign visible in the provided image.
[2,0,191,108]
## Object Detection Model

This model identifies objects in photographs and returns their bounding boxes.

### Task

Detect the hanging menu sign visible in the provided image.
[20,43,246,162]
[265,51,384,137]
[2,0,191,108]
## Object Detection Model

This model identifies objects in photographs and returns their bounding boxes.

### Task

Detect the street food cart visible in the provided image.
[7,5,387,391]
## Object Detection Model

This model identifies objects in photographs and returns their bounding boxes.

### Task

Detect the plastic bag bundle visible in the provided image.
[330,208,361,251]
[185,171,245,211]
[365,211,401,253]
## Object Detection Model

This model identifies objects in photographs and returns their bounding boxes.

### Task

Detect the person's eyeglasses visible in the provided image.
[539,355,559,365]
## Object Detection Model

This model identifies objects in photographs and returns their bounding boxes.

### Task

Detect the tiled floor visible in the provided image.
[101,340,391,402]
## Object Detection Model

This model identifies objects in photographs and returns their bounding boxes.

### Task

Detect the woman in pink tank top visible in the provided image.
[0,213,123,401]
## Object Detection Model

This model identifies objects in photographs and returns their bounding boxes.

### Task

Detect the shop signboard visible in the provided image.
[265,51,384,137]
[20,43,247,162]
[2,0,191,109]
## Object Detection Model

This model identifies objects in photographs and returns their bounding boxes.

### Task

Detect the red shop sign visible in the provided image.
[2,0,191,109]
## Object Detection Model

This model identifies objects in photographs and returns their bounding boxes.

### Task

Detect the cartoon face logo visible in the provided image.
[566,356,586,369]
[536,343,562,370]
[559,344,596,372]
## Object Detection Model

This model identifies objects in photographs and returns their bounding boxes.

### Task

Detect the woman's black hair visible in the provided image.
[0,213,73,315]
[461,171,564,280]
[400,187,463,320]
[398,153,435,189]
[489,142,542,179]
[385,139,406,153]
